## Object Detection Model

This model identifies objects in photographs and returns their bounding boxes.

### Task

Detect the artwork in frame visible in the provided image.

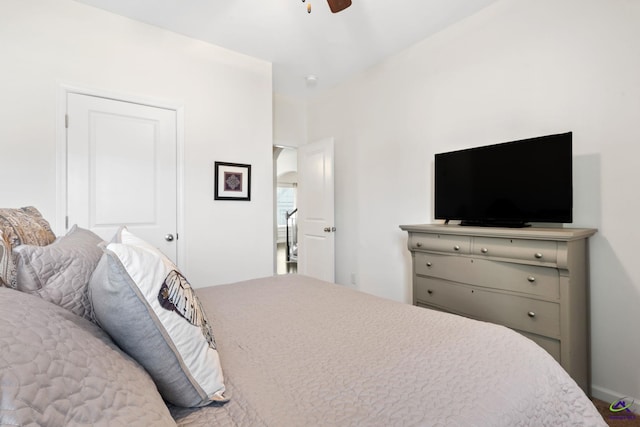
[214,162,251,201]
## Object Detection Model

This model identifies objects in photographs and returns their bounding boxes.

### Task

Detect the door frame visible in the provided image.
[56,83,186,267]
[273,144,298,275]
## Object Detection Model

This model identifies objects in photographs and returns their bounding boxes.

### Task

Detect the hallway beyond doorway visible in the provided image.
[277,243,297,275]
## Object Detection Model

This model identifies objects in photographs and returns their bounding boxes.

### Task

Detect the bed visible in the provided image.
[0,209,606,426]
[169,274,605,427]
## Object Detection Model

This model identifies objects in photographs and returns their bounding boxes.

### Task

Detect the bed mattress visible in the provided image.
[169,274,605,427]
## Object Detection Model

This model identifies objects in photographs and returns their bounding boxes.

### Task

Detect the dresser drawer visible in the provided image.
[410,233,470,254]
[415,276,478,314]
[415,277,560,338]
[414,252,466,278]
[473,237,558,264]
[473,260,560,299]
[417,297,562,362]
[414,252,560,299]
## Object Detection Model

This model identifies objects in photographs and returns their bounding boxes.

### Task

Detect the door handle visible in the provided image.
[165,234,175,242]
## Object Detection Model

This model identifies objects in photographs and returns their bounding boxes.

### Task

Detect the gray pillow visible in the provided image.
[89,228,227,408]
[13,225,104,320]
[0,287,176,426]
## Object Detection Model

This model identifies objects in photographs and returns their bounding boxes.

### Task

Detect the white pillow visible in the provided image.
[89,228,227,407]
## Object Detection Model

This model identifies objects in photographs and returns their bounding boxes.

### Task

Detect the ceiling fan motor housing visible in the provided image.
[327,0,352,13]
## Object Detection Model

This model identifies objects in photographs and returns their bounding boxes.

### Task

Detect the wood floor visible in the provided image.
[276,243,297,275]
[592,398,640,426]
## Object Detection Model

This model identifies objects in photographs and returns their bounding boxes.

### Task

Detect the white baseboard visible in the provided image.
[591,384,639,415]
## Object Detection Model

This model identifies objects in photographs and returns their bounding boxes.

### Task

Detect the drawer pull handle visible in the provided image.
[527,276,536,283]
[427,290,433,295]
[416,242,422,248]
[534,252,543,259]
[527,311,536,318]
[426,262,432,267]
[453,245,460,251]
[480,247,488,254]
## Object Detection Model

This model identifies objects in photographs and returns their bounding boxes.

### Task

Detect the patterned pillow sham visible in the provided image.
[0,231,15,290]
[0,206,56,288]
[89,227,227,408]
[13,225,104,320]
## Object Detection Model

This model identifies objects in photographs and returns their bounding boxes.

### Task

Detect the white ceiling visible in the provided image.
[74,0,499,100]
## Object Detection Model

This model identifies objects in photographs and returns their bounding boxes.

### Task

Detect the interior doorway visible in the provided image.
[274,146,298,275]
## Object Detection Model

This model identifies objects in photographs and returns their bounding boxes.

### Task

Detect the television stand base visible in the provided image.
[459,220,531,228]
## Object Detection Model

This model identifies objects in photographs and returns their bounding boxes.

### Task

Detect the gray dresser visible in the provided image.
[399,224,596,394]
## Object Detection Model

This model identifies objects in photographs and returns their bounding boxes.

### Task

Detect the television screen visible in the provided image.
[434,132,572,227]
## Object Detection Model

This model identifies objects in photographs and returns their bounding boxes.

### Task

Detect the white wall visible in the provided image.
[0,0,273,286]
[274,93,307,148]
[306,0,640,408]
[276,149,298,180]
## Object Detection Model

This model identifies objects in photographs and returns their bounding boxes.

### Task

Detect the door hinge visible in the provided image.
[65,114,69,129]
[65,216,69,229]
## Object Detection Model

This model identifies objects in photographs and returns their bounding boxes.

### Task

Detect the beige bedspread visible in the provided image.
[170,274,605,427]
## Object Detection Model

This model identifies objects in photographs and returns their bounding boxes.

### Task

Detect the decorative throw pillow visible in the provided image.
[13,225,104,320]
[0,206,56,288]
[0,287,176,426]
[0,230,16,289]
[89,227,227,408]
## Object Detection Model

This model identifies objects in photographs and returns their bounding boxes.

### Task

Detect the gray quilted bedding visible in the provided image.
[0,287,176,427]
[170,274,606,427]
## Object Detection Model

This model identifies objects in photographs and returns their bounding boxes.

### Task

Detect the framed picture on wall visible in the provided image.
[214,161,251,201]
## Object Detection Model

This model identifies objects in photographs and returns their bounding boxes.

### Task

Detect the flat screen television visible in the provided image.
[434,132,572,227]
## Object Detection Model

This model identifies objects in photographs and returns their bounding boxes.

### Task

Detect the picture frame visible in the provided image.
[214,161,251,201]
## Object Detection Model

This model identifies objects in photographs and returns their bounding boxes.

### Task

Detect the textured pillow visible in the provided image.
[89,228,227,408]
[0,231,15,290]
[0,287,176,426]
[0,206,56,288]
[13,225,104,320]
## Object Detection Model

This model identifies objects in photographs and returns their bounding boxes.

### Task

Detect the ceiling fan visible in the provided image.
[302,0,352,14]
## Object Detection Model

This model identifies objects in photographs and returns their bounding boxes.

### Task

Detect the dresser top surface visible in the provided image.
[399,224,597,241]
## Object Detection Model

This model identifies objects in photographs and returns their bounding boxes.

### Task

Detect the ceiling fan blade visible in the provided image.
[327,0,352,13]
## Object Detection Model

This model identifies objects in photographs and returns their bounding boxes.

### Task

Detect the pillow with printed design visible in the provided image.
[89,227,227,408]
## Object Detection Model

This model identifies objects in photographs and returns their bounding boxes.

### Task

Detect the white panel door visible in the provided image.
[66,93,178,262]
[297,138,335,282]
